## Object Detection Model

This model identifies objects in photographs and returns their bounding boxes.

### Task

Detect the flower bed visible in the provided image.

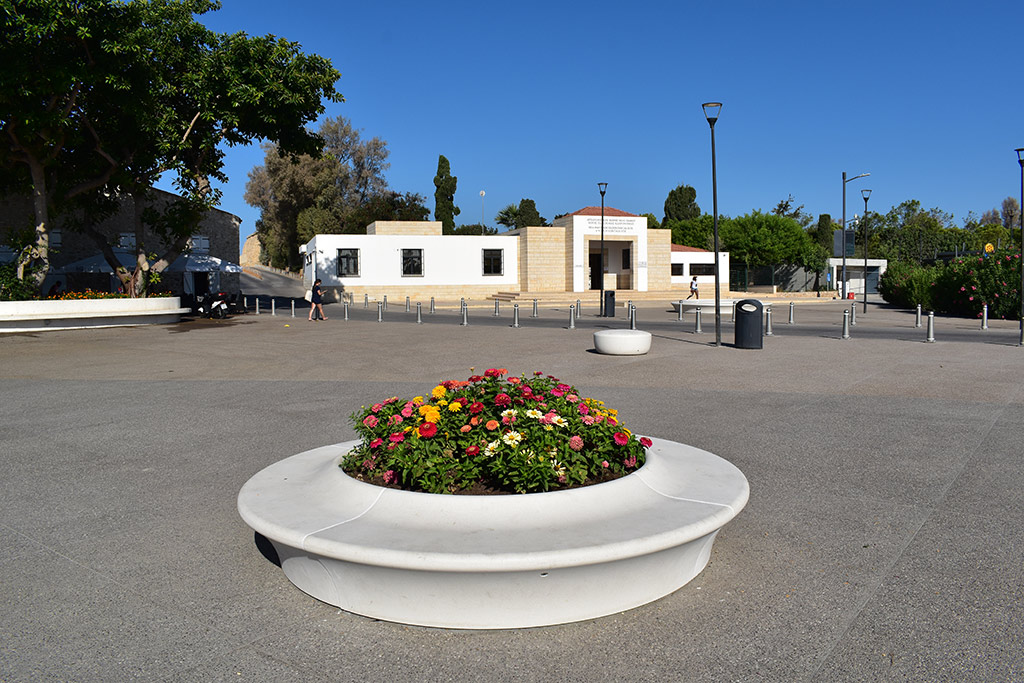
[344,369,650,494]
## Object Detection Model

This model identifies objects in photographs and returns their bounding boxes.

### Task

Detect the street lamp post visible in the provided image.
[598,182,608,316]
[862,188,871,313]
[702,102,722,346]
[1016,148,1024,346]
[479,190,485,230]
[842,171,870,299]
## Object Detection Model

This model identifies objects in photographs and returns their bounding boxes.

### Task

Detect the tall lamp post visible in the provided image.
[1016,148,1023,346]
[598,182,608,316]
[702,102,722,346]
[842,171,870,299]
[479,190,485,230]
[861,188,871,313]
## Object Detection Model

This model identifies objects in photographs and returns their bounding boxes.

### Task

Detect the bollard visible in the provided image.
[493,299,500,317]
[271,298,276,316]
[926,311,935,343]
[576,299,582,315]
[627,299,633,314]
[244,295,248,310]
[849,304,856,326]
[460,305,468,326]
[255,297,260,315]
[364,293,368,309]
[405,296,410,313]
[430,296,435,314]
[982,304,989,330]
[629,305,637,330]
[416,302,423,324]
[343,301,349,321]
[569,305,576,329]
[291,299,295,318]
[377,302,383,322]
[677,301,684,322]
[460,297,465,311]
[915,304,922,328]
[532,299,539,318]
[842,310,851,339]
[765,306,774,336]
[731,301,737,323]
[512,303,520,328]
[695,306,703,334]
[383,295,388,311]
[788,301,795,324]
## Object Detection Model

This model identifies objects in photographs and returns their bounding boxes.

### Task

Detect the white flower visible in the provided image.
[552,415,568,428]
[501,408,518,419]
[525,409,543,419]
[485,440,501,456]
[502,431,523,447]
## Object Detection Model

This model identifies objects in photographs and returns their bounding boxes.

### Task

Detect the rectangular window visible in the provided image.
[50,228,63,249]
[482,249,503,276]
[338,248,360,277]
[621,248,631,270]
[402,248,423,276]
[190,235,210,254]
[671,263,684,276]
[690,264,715,276]
[118,233,136,249]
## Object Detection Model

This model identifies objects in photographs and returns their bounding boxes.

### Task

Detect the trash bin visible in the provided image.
[603,290,616,317]
[734,299,763,349]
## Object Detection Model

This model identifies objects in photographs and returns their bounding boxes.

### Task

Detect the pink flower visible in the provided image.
[639,437,653,448]
[466,445,480,456]
[613,432,629,446]
[383,470,396,484]
[494,393,511,407]
[361,459,375,470]
[582,415,597,426]
[371,403,383,413]
[401,406,414,418]
[601,460,609,468]
[362,415,378,428]
[369,438,383,449]
[550,388,564,397]
[569,435,584,451]
[389,432,405,443]
[557,475,567,484]
[578,403,589,415]
[565,394,579,403]
[623,455,637,468]
[389,414,403,425]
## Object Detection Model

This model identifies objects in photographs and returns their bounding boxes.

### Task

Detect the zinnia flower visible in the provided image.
[460,424,472,433]
[383,470,396,484]
[362,415,378,428]
[613,432,629,446]
[369,438,383,449]
[494,393,511,407]
[569,435,584,451]
[485,420,500,431]
[502,431,523,447]
[389,432,405,443]
[623,455,637,468]
[469,401,484,414]
[447,402,462,412]
[465,445,480,456]
[418,422,438,438]
[639,437,653,448]
[432,385,447,399]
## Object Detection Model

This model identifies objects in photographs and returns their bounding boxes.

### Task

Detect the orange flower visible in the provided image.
[485,420,500,431]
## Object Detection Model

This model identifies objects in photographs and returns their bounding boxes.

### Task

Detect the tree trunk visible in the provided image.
[24,157,50,292]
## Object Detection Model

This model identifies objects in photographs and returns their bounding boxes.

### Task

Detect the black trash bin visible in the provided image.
[734,299,763,349]
[603,290,616,317]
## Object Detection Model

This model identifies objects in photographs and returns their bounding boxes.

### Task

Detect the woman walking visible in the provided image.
[308,279,327,321]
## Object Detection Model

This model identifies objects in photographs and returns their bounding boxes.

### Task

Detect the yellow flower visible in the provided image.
[432,385,447,399]
[418,405,434,416]
[423,409,441,423]
[413,396,424,405]
[447,402,462,412]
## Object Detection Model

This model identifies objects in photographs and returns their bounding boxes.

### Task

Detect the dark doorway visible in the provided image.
[193,272,210,296]
[589,253,602,290]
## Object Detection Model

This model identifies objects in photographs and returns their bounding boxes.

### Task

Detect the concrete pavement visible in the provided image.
[1,300,1022,681]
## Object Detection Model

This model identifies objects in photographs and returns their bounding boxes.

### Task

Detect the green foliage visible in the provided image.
[664,214,716,250]
[342,370,650,494]
[772,194,813,228]
[516,199,546,228]
[494,204,519,231]
[452,223,498,235]
[876,261,937,310]
[0,261,37,301]
[662,185,700,224]
[433,155,460,234]
[641,213,660,229]
[721,211,816,268]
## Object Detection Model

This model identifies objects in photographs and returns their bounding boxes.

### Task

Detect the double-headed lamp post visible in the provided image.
[1016,148,1023,347]
[862,188,871,313]
[702,102,722,346]
[842,171,870,299]
[598,182,608,316]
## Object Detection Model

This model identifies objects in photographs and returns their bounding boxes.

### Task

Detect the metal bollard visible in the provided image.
[255,297,260,315]
[576,299,582,315]
[460,305,468,326]
[343,301,349,321]
[982,304,989,330]
[532,299,539,318]
[271,298,276,316]
[377,302,383,322]
[765,306,774,336]
[364,293,368,309]
[915,304,922,328]
[243,295,248,310]
[695,307,703,334]
[493,299,500,317]
[926,311,935,342]
[383,295,388,311]
[678,301,684,322]
[569,305,576,329]
[430,296,435,314]
[512,303,520,328]
[731,301,737,323]
[627,299,633,314]
[629,305,637,330]
[842,310,851,339]
[788,301,795,324]
[849,303,856,326]
[291,299,295,318]
[405,296,410,313]
[416,302,423,324]
[460,297,465,311]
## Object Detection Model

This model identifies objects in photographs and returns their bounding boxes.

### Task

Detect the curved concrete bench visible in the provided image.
[0,297,190,333]
[237,437,749,629]
[593,328,652,355]
[671,298,736,314]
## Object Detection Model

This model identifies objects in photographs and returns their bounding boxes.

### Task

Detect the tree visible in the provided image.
[721,211,816,269]
[1,0,341,295]
[662,184,700,224]
[772,194,813,228]
[980,208,1002,226]
[516,199,545,228]
[641,213,660,229]
[1002,196,1020,230]
[663,215,715,250]
[452,223,498,235]
[433,155,459,234]
[874,200,959,264]
[494,204,520,231]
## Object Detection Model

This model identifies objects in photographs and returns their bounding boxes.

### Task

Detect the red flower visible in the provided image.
[469,401,485,414]
[465,445,480,456]
[418,422,438,438]
[484,368,501,378]
[494,393,511,407]
[370,438,383,449]
[389,432,405,443]
[613,432,629,446]
[639,437,653,448]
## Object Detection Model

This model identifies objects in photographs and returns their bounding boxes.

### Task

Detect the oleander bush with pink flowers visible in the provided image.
[342,369,650,494]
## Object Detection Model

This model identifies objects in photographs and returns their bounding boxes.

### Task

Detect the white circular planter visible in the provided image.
[237,437,748,629]
[593,329,652,355]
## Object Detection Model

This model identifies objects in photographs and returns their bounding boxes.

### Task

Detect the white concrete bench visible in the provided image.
[671,298,737,314]
[237,438,749,629]
[0,297,190,333]
[593,329,652,355]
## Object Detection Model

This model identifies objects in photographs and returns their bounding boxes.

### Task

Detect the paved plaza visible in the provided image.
[1,299,1022,681]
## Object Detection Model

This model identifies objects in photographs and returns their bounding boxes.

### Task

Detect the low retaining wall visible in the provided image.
[0,297,190,333]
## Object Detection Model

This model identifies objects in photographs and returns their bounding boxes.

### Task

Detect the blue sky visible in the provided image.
[190,1,1024,253]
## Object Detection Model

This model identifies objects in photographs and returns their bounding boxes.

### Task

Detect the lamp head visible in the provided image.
[702,102,722,126]
[597,182,608,197]
[1016,148,1024,166]
[862,188,872,201]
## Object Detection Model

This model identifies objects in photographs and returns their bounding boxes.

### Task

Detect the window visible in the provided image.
[671,263,684,276]
[622,248,631,270]
[482,249,503,276]
[402,249,423,276]
[118,233,136,249]
[190,235,210,254]
[338,248,360,277]
[50,228,62,249]
[690,264,715,276]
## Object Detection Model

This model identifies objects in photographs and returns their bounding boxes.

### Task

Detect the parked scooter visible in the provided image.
[195,291,230,319]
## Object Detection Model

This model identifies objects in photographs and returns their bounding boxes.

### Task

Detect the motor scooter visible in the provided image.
[196,291,230,319]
